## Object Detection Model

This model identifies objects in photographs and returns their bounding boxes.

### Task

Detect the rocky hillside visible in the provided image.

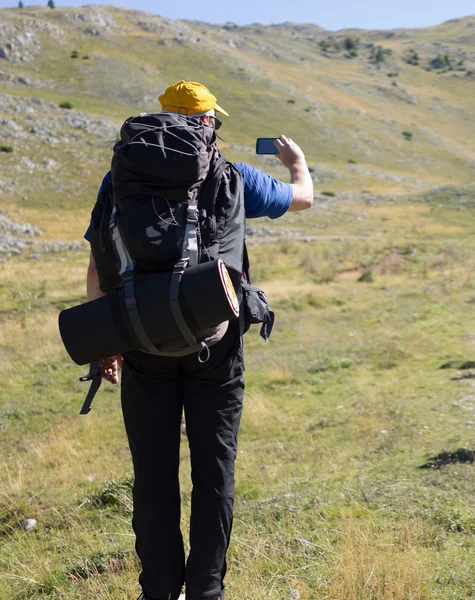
[0,5,474,218]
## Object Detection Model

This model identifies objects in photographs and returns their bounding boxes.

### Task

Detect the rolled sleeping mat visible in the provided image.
[59,259,240,365]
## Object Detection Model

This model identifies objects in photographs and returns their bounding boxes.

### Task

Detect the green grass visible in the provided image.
[1,193,475,599]
[1,6,475,598]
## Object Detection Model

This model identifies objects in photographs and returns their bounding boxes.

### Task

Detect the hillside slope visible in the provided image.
[1,9,475,600]
[0,5,474,218]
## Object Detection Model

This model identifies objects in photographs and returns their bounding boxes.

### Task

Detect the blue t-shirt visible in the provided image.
[84,164,292,240]
[234,162,292,219]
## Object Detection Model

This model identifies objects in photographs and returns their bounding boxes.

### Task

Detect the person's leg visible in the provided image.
[121,352,184,600]
[182,325,245,600]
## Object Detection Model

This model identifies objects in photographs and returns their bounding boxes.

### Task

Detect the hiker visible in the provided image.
[85,81,313,600]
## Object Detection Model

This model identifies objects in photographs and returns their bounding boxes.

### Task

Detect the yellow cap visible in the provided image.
[158,80,229,117]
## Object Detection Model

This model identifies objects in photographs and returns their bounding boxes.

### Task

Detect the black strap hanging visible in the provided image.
[79,361,102,415]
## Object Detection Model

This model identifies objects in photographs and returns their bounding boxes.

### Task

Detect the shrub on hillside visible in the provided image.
[47,0,55,7]
[358,269,373,283]
[59,101,73,109]
[321,191,335,197]
[371,45,392,65]
[405,51,419,66]
[402,130,413,141]
[344,37,359,51]
[430,54,451,69]
[0,145,13,153]
[345,49,358,59]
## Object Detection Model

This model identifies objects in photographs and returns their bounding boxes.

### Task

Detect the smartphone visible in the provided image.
[256,138,279,155]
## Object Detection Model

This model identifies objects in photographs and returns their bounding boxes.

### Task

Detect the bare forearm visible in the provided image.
[274,135,314,212]
[289,160,314,211]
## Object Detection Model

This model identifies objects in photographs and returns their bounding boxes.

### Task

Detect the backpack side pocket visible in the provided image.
[241,281,275,342]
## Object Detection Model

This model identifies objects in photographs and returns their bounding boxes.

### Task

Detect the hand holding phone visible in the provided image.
[256,136,306,169]
[256,138,279,155]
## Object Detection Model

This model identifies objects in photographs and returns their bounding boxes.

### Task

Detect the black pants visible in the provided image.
[121,324,245,600]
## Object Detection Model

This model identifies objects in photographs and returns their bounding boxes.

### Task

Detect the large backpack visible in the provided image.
[89,112,246,359]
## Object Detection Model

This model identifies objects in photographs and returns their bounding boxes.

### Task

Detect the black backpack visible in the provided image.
[92,113,244,291]
[89,112,273,358]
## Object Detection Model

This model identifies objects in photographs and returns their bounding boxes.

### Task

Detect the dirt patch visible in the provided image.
[338,249,406,280]
[373,249,406,275]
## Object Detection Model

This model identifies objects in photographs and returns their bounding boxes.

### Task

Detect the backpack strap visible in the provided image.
[200,154,228,234]
[169,258,210,363]
[79,361,102,415]
[182,202,199,267]
[110,207,162,355]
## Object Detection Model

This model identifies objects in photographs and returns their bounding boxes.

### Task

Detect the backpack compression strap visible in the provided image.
[110,208,162,355]
[182,204,199,267]
[169,258,211,363]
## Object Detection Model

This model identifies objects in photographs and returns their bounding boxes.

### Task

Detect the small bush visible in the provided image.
[0,145,13,153]
[344,37,359,51]
[70,50,79,59]
[348,158,357,164]
[358,269,373,283]
[345,49,358,59]
[405,51,419,66]
[91,474,133,513]
[387,72,398,77]
[430,54,451,69]
[402,130,413,141]
[304,107,312,113]
[321,191,335,197]
[287,99,295,104]
[82,55,90,60]
[319,40,331,51]
[370,45,392,64]
[59,101,73,109]
[308,167,315,173]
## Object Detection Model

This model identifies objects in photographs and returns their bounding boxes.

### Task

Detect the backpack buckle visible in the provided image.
[187,206,198,224]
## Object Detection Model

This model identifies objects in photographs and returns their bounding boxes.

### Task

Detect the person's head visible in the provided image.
[158,80,228,130]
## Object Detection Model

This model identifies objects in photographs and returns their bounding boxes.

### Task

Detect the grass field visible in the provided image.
[1,6,475,599]
[1,190,475,599]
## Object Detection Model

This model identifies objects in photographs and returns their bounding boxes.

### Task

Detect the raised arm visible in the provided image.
[275,135,314,211]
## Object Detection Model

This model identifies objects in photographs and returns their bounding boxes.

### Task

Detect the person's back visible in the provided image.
[85,80,314,600]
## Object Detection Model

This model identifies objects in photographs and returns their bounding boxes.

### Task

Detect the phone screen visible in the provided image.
[256,138,279,155]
